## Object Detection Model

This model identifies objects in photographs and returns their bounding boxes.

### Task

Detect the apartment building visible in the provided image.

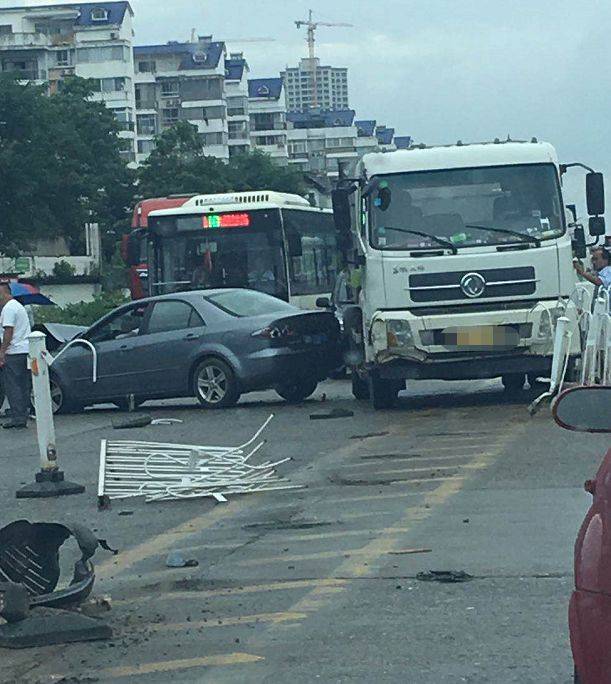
[133,35,228,164]
[281,57,349,113]
[0,1,137,161]
[287,109,358,179]
[225,52,250,158]
[248,77,288,163]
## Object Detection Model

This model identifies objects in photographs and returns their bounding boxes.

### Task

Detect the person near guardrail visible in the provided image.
[574,247,611,293]
[0,282,32,429]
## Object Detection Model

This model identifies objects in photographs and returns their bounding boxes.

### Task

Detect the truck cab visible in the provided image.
[333,140,605,408]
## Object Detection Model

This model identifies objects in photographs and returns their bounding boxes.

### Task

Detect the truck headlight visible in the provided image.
[386,320,414,348]
[538,306,565,340]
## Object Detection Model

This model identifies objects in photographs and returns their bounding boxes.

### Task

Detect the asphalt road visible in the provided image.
[1,378,608,683]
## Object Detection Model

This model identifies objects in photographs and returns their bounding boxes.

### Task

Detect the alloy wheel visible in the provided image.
[197,364,228,405]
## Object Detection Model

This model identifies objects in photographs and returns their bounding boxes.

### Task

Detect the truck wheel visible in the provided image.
[369,374,399,410]
[501,373,526,393]
[276,378,318,403]
[351,372,370,400]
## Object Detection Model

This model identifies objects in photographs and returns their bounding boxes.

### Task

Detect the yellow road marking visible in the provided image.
[328,490,424,504]
[344,463,487,478]
[152,611,307,632]
[333,474,465,485]
[84,653,264,679]
[113,578,346,606]
[348,453,484,465]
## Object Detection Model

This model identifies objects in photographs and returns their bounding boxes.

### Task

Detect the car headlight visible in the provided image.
[386,320,414,348]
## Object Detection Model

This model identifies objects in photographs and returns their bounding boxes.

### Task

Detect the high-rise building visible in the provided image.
[0,1,137,162]
[133,35,228,164]
[281,57,348,113]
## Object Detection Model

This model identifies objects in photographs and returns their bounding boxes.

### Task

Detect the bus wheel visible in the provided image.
[351,372,370,400]
[276,378,318,403]
[369,374,399,410]
[194,358,240,409]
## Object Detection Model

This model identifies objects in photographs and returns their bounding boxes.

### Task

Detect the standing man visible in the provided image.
[0,281,32,429]
[574,247,611,291]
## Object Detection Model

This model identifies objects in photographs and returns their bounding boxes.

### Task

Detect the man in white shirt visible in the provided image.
[0,281,32,429]
[574,247,611,292]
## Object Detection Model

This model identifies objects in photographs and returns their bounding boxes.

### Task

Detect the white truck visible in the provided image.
[331,139,606,408]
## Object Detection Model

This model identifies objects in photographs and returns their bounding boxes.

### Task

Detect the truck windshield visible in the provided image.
[149,209,288,300]
[370,163,564,250]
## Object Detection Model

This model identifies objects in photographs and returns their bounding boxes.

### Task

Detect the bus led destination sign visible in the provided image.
[203,213,251,229]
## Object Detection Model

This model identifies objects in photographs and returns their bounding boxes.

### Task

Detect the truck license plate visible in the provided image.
[441,325,519,348]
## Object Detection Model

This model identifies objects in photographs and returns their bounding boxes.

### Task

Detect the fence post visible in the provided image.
[16,332,85,498]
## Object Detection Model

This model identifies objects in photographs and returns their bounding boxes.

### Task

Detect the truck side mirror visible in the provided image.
[332,188,352,234]
[589,216,606,237]
[586,172,605,216]
[572,226,587,259]
[125,232,143,266]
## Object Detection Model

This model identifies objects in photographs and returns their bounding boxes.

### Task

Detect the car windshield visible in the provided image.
[204,290,296,317]
[370,163,564,250]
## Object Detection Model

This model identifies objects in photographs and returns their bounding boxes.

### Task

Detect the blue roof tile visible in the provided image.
[376,126,395,145]
[225,57,246,81]
[394,136,412,149]
[248,78,283,99]
[133,41,225,70]
[287,109,355,129]
[355,119,376,137]
[75,2,131,26]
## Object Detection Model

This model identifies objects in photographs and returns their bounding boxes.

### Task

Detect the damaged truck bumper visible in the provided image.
[366,302,577,381]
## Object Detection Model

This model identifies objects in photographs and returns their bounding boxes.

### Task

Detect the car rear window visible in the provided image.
[204,290,295,318]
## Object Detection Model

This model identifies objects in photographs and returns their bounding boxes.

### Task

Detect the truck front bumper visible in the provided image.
[367,301,577,380]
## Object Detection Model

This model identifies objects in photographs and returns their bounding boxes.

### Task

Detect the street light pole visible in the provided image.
[16,332,85,498]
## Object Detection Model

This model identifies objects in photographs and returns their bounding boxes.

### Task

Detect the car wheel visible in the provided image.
[276,378,318,403]
[194,358,240,409]
[502,373,526,393]
[369,374,399,410]
[351,371,370,400]
[44,376,81,415]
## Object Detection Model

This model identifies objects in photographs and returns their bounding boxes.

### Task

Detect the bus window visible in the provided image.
[283,210,338,296]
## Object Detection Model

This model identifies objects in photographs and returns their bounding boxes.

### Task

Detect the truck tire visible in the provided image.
[369,374,399,410]
[351,372,370,400]
[501,373,526,393]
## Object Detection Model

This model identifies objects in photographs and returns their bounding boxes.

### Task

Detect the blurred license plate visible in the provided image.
[304,334,327,345]
[441,325,519,348]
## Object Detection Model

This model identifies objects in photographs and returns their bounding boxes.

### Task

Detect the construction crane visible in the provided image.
[295,9,352,108]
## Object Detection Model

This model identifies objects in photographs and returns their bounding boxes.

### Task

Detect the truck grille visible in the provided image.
[408,267,536,302]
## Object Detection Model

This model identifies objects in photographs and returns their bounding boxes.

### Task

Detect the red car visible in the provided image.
[553,386,611,684]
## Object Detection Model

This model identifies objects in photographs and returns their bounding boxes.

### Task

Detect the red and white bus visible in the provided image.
[124,191,339,308]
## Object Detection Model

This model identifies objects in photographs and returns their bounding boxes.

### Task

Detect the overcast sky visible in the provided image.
[5,0,610,215]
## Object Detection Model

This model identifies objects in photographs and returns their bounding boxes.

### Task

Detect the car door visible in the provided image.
[124,299,207,396]
[83,303,152,402]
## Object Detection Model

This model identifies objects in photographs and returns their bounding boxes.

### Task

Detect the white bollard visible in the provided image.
[28,331,57,470]
[15,332,84,498]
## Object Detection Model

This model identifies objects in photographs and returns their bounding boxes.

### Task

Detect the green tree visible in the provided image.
[137,121,305,198]
[0,74,134,256]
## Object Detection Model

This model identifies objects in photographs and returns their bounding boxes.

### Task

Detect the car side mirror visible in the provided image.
[588,216,606,237]
[553,386,611,433]
[586,172,605,216]
[316,297,332,309]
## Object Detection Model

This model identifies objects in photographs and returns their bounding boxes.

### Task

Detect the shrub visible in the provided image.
[52,260,77,280]
[34,290,129,326]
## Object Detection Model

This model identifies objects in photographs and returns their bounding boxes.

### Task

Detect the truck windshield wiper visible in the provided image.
[383,226,458,255]
[464,224,541,247]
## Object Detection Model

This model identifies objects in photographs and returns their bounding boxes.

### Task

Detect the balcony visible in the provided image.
[0,33,49,48]
[4,69,45,81]
[251,121,286,132]
[136,99,157,111]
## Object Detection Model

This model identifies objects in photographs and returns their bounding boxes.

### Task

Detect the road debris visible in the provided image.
[416,570,473,583]
[98,415,302,503]
[388,548,432,555]
[166,552,199,568]
[310,408,354,420]
[350,431,389,440]
[150,418,184,426]
[112,415,153,430]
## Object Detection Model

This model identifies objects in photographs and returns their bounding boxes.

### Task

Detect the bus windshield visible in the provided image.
[370,163,564,250]
[149,209,288,299]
